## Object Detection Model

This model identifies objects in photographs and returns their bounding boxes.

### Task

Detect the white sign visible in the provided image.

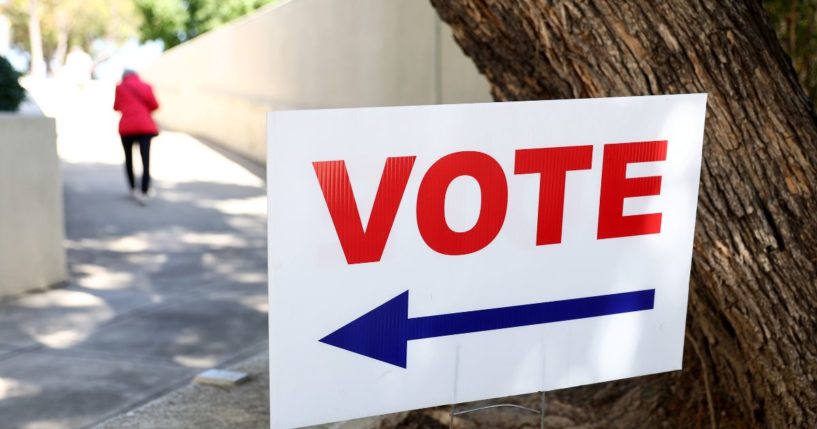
[267,94,707,428]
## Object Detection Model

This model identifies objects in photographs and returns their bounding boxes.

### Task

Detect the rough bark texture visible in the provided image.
[425,1,817,428]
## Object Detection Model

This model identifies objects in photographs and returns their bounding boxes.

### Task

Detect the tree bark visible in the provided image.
[428,1,817,428]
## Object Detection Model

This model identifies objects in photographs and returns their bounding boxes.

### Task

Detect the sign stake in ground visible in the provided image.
[268,94,707,429]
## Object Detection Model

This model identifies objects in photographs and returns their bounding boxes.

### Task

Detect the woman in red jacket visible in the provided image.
[113,70,159,205]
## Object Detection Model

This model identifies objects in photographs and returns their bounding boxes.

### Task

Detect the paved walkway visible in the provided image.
[0,80,268,429]
[92,349,411,429]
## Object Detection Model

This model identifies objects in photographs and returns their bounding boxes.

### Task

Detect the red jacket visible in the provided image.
[114,74,159,136]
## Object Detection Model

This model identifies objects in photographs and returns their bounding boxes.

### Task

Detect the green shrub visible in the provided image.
[0,56,25,112]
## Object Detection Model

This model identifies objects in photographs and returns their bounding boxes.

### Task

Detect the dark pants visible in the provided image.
[121,134,153,194]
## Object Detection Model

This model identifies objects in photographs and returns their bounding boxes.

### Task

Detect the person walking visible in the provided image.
[113,70,159,205]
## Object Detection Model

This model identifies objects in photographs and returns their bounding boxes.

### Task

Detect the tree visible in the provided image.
[0,0,138,72]
[134,0,276,49]
[26,0,44,76]
[48,0,138,67]
[764,0,817,108]
[428,1,817,428]
[132,0,186,49]
[0,54,25,110]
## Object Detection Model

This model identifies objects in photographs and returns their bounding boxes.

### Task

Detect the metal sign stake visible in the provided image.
[448,339,546,429]
[448,391,546,429]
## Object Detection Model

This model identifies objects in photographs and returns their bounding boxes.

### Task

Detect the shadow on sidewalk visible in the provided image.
[0,159,269,429]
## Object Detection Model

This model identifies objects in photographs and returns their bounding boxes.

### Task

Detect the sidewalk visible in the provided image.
[0,80,268,429]
[91,350,409,429]
[94,351,272,429]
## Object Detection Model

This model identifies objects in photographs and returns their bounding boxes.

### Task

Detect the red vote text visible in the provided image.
[313,140,667,264]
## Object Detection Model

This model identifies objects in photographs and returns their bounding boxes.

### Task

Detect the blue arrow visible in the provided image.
[319,289,655,368]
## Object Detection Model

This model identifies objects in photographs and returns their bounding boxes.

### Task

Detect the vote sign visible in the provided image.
[268,94,707,429]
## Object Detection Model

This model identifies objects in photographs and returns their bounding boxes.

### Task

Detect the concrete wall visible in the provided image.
[142,0,492,164]
[0,113,66,297]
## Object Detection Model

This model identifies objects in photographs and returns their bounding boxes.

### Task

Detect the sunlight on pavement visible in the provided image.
[178,232,249,247]
[73,265,135,291]
[240,295,269,313]
[23,78,123,166]
[0,377,40,401]
[13,289,115,348]
[17,290,106,309]
[68,235,152,253]
[201,253,266,284]
[196,196,268,216]
[31,330,90,349]
[152,131,264,188]
[25,78,268,254]
[23,422,64,429]
[25,78,266,201]
[173,355,219,369]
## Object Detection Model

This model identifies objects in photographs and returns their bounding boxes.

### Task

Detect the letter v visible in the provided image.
[313,156,416,264]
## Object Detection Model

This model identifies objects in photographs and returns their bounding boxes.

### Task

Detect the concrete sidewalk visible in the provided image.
[91,348,577,429]
[93,350,273,429]
[0,80,268,429]
[91,350,408,429]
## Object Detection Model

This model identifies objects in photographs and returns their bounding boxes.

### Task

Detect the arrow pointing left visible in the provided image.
[319,289,656,368]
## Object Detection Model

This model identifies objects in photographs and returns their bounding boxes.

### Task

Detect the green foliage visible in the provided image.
[135,0,276,49]
[0,56,25,112]
[764,0,817,106]
[133,0,187,49]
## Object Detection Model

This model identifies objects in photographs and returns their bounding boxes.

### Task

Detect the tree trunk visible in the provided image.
[428,1,817,428]
[27,0,46,77]
[52,26,69,72]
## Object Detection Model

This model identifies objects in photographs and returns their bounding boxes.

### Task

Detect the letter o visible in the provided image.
[416,151,508,255]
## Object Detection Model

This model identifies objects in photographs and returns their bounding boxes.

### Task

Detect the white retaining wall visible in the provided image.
[142,0,491,163]
[0,113,66,296]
